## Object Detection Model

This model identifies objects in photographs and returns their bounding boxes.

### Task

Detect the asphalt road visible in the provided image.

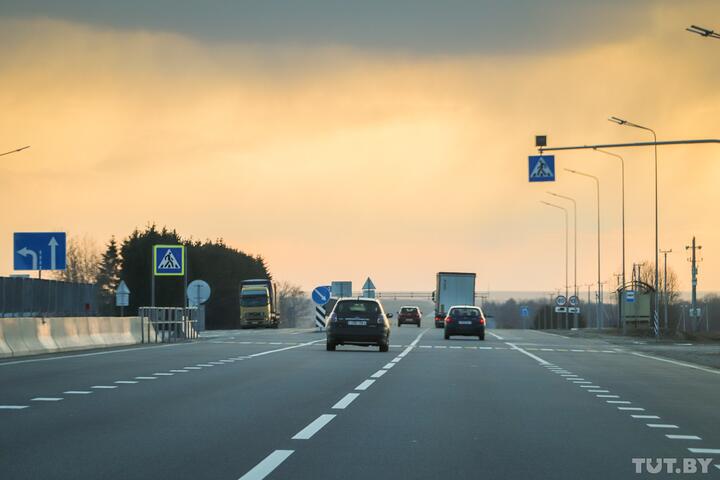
[1,323,719,479]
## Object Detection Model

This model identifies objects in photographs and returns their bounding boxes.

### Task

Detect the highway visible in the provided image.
[2,322,719,479]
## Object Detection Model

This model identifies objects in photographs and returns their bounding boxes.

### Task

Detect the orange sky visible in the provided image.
[1,4,719,293]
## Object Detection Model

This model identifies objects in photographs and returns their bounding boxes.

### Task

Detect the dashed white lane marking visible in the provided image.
[115,381,138,384]
[64,391,92,394]
[371,370,387,378]
[573,381,592,384]
[596,395,620,398]
[292,414,336,440]
[390,345,402,348]
[184,367,202,370]
[588,390,610,393]
[449,346,462,349]
[434,345,447,349]
[688,448,720,454]
[332,393,360,410]
[209,362,225,365]
[391,358,402,363]
[92,385,118,389]
[487,331,504,340]
[238,449,294,480]
[197,364,214,367]
[383,363,395,369]
[170,369,189,372]
[571,349,584,352]
[0,405,29,409]
[478,346,492,350]
[419,345,432,349]
[540,348,554,351]
[506,343,549,365]
[580,385,601,389]
[31,397,63,402]
[560,374,577,377]
[618,407,645,411]
[607,400,632,404]
[630,352,720,376]
[153,373,174,376]
[355,380,375,391]
[666,435,702,440]
[268,342,282,345]
[135,377,157,380]
[646,424,678,429]
[632,415,660,419]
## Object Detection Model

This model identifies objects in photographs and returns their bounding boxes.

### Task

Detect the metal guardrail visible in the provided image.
[138,307,199,343]
[0,276,97,317]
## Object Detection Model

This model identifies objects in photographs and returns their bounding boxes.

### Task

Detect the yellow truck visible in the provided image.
[239,279,280,328]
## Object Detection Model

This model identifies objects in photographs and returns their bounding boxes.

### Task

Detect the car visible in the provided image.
[326,298,392,352]
[443,305,485,340]
[397,306,422,327]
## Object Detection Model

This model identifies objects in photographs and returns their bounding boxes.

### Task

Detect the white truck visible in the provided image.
[433,272,476,328]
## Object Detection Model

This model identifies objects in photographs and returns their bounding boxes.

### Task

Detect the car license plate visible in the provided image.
[459,321,472,325]
[348,320,367,326]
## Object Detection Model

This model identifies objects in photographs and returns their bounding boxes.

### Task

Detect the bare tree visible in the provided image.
[637,260,681,304]
[278,281,312,327]
[54,235,100,284]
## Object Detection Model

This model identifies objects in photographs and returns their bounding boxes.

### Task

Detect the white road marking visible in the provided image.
[268,342,282,345]
[573,381,592,384]
[292,414,336,440]
[209,362,225,365]
[580,385,601,388]
[571,349,585,352]
[434,346,447,349]
[31,397,63,402]
[135,377,157,380]
[449,346,462,349]
[184,367,202,370]
[390,345,402,348]
[596,395,620,398]
[506,343,549,365]
[153,373,174,376]
[487,331,504,340]
[332,393,360,410]
[244,340,324,359]
[355,380,375,391]
[607,400,632,404]
[391,358,402,363]
[618,407,645,411]
[540,348,554,351]
[588,390,610,393]
[688,448,720,454]
[397,330,428,358]
[238,449,294,480]
[383,363,395,369]
[646,424,678,429]
[371,370,387,378]
[0,405,29,409]
[92,386,118,389]
[419,345,432,348]
[115,381,138,384]
[0,342,190,367]
[631,352,720,376]
[478,346,492,350]
[170,369,189,372]
[632,415,660,419]
[64,391,92,394]
[666,435,702,440]
[197,364,214,367]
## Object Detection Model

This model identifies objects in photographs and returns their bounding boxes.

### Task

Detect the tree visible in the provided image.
[96,237,121,314]
[278,281,312,327]
[637,260,681,304]
[54,235,100,283]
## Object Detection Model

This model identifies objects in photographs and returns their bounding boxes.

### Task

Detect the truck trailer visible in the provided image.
[434,272,476,328]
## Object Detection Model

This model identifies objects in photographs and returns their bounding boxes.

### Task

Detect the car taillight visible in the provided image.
[480,317,486,325]
[435,315,442,321]
[445,316,452,324]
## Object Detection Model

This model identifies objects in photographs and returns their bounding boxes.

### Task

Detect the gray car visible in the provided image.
[326,298,392,352]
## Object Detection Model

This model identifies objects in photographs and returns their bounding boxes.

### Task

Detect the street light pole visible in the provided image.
[0,146,30,157]
[660,249,672,331]
[541,201,569,329]
[593,149,625,290]
[565,168,602,329]
[609,116,660,338]
[547,192,578,328]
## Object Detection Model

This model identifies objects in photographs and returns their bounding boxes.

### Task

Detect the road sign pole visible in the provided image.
[184,247,188,308]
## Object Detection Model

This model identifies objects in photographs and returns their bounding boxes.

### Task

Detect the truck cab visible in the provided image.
[239,280,279,328]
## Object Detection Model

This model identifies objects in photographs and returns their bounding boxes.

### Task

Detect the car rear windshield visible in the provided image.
[450,308,481,318]
[401,307,418,313]
[335,300,381,318]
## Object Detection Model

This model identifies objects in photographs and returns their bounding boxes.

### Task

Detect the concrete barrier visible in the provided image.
[0,316,142,358]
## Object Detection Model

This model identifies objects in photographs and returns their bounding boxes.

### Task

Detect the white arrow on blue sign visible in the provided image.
[14,232,66,271]
[312,285,331,306]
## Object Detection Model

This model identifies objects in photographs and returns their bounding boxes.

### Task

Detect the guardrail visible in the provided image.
[138,307,199,343]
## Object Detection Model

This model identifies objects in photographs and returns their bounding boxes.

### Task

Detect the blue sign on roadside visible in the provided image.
[528,155,555,182]
[312,285,331,306]
[520,306,529,317]
[625,290,636,303]
[153,245,185,276]
[13,232,66,271]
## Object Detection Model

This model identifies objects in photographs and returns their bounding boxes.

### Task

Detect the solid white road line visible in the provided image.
[0,342,190,367]
[0,405,29,409]
[355,380,375,391]
[332,393,360,410]
[506,343,549,365]
[370,370,387,378]
[64,390,92,394]
[245,340,324,359]
[91,385,118,389]
[646,424,678,429]
[631,352,720,376]
[292,414,336,440]
[666,435,702,440]
[31,397,63,401]
[487,331,504,340]
[688,448,720,454]
[238,450,294,480]
[632,415,660,419]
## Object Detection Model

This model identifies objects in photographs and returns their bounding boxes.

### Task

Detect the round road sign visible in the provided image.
[187,280,211,306]
[312,285,331,306]
[555,295,567,306]
[568,295,579,307]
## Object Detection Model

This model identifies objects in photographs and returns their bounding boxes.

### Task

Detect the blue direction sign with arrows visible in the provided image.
[312,285,331,306]
[14,232,66,271]
[528,155,555,182]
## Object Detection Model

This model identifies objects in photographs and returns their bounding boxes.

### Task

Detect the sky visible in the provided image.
[1,1,719,294]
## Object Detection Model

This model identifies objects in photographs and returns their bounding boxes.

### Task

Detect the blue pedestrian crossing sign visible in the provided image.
[14,232,66,271]
[312,285,331,306]
[153,245,185,276]
[528,155,555,182]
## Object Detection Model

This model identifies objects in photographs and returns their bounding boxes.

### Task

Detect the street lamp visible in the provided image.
[547,192,578,328]
[0,146,30,157]
[593,148,626,291]
[565,168,602,329]
[660,249,672,330]
[686,25,720,39]
[609,116,660,337]
[541,200,569,329]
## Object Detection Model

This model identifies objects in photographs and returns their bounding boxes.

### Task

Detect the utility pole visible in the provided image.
[660,249,672,331]
[685,237,702,331]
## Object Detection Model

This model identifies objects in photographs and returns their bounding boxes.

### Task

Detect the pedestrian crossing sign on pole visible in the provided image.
[528,155,555,182]
[153,245,185,276]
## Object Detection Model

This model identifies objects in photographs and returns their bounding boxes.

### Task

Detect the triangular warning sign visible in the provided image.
[530,157,554,179]
[362,277,376,290]
[158,249,181,269]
